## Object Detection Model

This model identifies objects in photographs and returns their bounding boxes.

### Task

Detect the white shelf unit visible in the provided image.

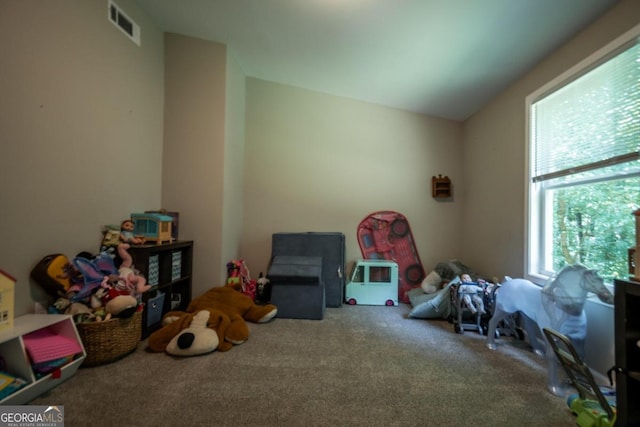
[0,314,86,404]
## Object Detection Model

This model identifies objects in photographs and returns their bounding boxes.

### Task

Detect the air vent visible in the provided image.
[108,1,140,46]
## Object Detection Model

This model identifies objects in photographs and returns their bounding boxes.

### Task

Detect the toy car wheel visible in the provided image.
[390,219,409,238]
[385,299,394,306]
[347,298,357,305]
[405,264,424,285]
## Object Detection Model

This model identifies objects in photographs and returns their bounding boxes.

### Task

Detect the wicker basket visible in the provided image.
[76,311,142,367]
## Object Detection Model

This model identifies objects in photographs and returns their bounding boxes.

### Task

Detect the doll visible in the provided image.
[459,274,486,315]
[116,220,150,295]
[118,219,144,268]
[120,219,144,245]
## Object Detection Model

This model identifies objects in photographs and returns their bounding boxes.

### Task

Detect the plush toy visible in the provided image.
[100,225,121,256]
[148,286,277,355]
[97,287,138,318]
[69,253,140,318]
[226,259,256,300]
[254,272,271,304]
[54,298,92,316]
[118,265,151,295]
[92,307,112,322]
[421,260,478,294]
[165,310,220,356]
[52,296,115,322]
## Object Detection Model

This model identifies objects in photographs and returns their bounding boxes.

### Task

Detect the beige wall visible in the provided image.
[461,0,640,280]
[221,52,247,276]
[461,2,638,377]
[3,0,634,318]
[162,34,228,296]
[0,0,165,316]
[241,79,463,276]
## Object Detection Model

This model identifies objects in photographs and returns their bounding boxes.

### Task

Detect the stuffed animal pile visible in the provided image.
[148,286,277,357]
[32,251,148,323]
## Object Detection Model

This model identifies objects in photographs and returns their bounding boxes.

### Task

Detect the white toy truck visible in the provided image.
[345,259,399,306]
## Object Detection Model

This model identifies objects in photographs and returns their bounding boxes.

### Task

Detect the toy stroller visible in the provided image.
[450,275,487,335]
[451,276,523,338]
[543,327,616,427]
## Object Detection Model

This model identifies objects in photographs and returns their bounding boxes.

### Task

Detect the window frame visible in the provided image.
[524,24,640,285]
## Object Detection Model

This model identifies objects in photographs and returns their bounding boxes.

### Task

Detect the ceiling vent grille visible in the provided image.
[108,1,140,46]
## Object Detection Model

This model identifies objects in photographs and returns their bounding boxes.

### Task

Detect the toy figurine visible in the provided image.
[118,219,144,268]
[459,274,486,315]
[120,219,144,245]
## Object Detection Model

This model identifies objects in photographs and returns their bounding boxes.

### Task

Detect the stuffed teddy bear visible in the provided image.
[148,286,277,355]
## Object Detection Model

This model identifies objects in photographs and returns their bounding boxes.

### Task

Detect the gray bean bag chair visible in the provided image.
[407,276,460,319]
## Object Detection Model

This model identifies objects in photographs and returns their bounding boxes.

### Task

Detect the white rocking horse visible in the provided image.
[485,264,614,395]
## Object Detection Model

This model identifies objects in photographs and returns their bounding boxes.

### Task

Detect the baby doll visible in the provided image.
[120,219,144,245]
[118,219,144,268]
[458,274,486,315]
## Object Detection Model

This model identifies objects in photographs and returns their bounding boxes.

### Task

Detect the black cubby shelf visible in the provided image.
[128,240,193,339]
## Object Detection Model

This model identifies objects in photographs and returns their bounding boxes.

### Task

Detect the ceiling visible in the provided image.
[132,0,619,121]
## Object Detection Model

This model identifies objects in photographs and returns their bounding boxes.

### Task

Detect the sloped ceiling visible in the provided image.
[133,0,619,120]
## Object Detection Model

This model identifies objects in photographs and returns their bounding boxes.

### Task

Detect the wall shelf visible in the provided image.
[432,175,452,198]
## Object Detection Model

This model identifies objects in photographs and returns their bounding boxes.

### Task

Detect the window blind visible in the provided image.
[532,41,640,183]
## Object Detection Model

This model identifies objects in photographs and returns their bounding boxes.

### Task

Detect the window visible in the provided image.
[351,264,364,283]
[526,25,640,285]
[370,266,391,283]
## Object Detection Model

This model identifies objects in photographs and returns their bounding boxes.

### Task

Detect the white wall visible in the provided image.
[0,0,165,316]
[462,0,640,377]
[221,51,247,273]
[162,33,228,296]
[461,0,640,279]
[241,79,464,276]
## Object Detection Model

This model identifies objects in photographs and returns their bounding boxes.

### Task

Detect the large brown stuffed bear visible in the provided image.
[148,286,277,355]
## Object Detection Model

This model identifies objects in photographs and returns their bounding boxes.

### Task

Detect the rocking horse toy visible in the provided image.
[485,264,614,396]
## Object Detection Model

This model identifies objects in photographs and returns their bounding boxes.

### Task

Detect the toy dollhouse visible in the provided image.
[0,270,15,331]
[131,213,174,244]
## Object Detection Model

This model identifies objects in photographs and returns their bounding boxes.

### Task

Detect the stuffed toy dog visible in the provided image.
[148,286,277,355]
[164,310,221,356]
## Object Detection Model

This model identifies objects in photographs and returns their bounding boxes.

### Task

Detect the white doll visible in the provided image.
[459,274,486,314]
